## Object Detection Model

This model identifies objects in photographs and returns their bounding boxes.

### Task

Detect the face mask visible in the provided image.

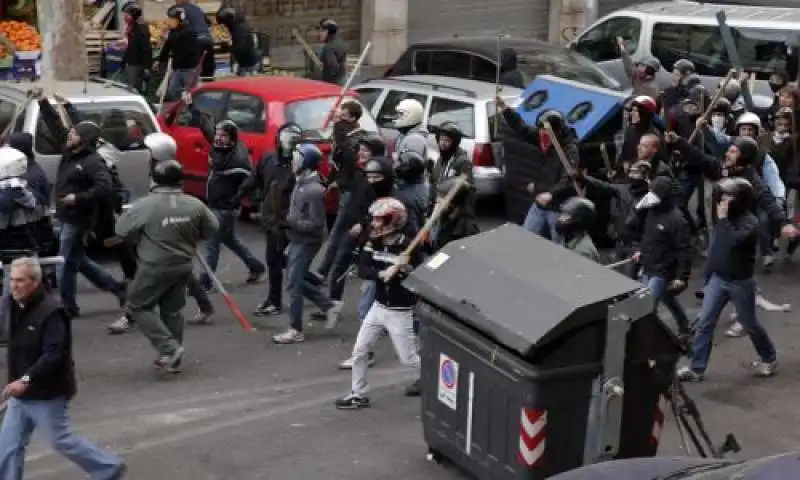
[538,130,552,152]
[773,132,791,144]
[711,115,725,132]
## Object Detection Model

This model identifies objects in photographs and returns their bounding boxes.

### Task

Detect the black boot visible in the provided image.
[404,379,421,397]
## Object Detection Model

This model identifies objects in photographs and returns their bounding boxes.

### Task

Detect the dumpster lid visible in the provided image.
[404,224,644,356]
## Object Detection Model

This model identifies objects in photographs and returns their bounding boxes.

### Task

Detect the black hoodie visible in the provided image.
[8,132,51,206]
[499,48,525,89]
[219,13,257,68]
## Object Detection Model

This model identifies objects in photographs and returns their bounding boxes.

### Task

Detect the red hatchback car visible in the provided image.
[157,76,379,214]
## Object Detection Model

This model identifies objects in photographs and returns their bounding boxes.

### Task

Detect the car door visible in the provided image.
[570,16,644,89]
[164,90,227,197]
[374,89,429,152]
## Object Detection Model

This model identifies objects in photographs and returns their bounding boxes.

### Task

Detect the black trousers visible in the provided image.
[200,39,216,79]
[264,231,287,306]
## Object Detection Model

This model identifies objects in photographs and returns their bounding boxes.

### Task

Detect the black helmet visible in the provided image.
[216,7,236,24]
[122,1,142,17]
[732,136,759,167]
[673,59,695,76]
[167,6,187,22]
[711,97,731,115]
[556,197,596,238]
[364,156,394,177]
[688,84,709,108]
[431,121,463,145]
[152,160,184,187]
[536,109,566,134]
[394,151,426,181]
[276,123,303,158]
[214,119,239,149]
[357,133,387,157]
[73,121,102,147]
[319,18,338,34]
[716,177,753,218]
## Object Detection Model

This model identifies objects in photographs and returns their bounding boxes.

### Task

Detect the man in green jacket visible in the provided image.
[556,197,601,263]
[115,160,218,373]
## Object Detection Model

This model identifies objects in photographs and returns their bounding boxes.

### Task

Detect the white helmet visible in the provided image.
[393,99,424,129]
[144,132,178,163]
[0,146,28,181]
[735,112,761,133]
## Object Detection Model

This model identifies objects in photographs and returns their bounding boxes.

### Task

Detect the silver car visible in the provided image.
[353,75,523,198]
[0,79,160,205]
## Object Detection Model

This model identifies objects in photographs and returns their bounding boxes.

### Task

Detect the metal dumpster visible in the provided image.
[403,223,683,479]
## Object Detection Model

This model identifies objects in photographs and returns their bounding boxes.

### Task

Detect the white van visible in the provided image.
[569,1,800,98]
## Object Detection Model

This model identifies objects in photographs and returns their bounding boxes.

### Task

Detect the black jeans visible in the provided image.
[264,231,286,306]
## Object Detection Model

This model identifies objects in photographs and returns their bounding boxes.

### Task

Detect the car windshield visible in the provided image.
[516,48,621,90]
[35,100,157,155]
[284,97,379,139]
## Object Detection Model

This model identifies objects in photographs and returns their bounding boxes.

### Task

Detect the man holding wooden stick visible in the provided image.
[495,96,579,241]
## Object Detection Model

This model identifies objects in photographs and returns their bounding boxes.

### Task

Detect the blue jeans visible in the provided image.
[0,396,124,479]
[57,222,122,314]
[166,68,197,100]
[646,275,691,334]
[317,191,353,277]
[690,274,777,374]
[286,242,333,331]
[201,209,265,287]
[358,281,376,322]
[523,203,560,241]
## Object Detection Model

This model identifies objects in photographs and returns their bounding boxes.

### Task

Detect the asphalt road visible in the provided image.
[11,206,800,479]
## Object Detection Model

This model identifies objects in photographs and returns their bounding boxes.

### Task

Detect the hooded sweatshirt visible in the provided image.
[498,48,525,89]
[286,171,326,244]
[0,177,44,252]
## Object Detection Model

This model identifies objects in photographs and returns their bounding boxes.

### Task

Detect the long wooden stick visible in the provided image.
[493,34,502,137]
[383,174,469,281]
[687,69,735,143]
[599,143,613,175]
[292,28,322,69]
[541,121,585,197]
[321,41,372,131]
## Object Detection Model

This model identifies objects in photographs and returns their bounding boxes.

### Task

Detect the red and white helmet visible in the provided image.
[368,197,408,238]
[631,95,658,114]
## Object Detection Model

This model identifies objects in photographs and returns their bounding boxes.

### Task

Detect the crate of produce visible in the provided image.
[0,34,15,69]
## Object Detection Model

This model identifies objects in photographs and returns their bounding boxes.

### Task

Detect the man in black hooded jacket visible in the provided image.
[184,93,266,290]
[216,7,258,76]
[495,98,577,241]
[317,18,347,85]
[34,90,125,318]
[236,123,301,316]
[498,47,525,89]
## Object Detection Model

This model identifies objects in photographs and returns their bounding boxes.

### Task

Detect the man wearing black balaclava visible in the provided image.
[628,176,693,339]
[498,47,525,89]
[556,197,600,262]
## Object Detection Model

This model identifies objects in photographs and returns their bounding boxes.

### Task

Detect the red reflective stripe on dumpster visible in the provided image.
[518,408,546,467]
[650,395,666,449]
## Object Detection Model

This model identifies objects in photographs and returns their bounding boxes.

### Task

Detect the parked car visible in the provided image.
[157,76,379,215]
[0,78,158,205]
[550,451,800,479]
[568,1,799,100]
[383,36,622,91]
[354,75,522,198]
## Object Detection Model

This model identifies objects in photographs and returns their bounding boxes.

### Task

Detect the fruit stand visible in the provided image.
[0,0,41,80]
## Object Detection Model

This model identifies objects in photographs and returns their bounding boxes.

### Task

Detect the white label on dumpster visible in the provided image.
[438,354,459,410]
[426,252,450,270]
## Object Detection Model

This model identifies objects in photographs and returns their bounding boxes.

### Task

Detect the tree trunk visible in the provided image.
[37,0,87,88]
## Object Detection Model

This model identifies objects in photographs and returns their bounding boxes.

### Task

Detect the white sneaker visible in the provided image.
[725,321,745,338]
[325,301,343,330]
[272,328,305,344]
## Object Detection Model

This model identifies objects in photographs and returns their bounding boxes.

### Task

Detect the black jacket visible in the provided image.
[159,25,200,70]
[123,21,152,67]
[704,212,759,281]
[580,176,648,246]
[629,203,692,282]
[238,151,295,231]
[6,287,76,400]
[672,137,788,235]
[192,105,253,210]
[329,125,364,191]
[220,15,257,68]
[8,132,51,206]
[357,233,423,309]
[499,48,525,89]
[502,107,577,210]
[320,34,347,84]
[663,85,689,112]
[38,100,112,227]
